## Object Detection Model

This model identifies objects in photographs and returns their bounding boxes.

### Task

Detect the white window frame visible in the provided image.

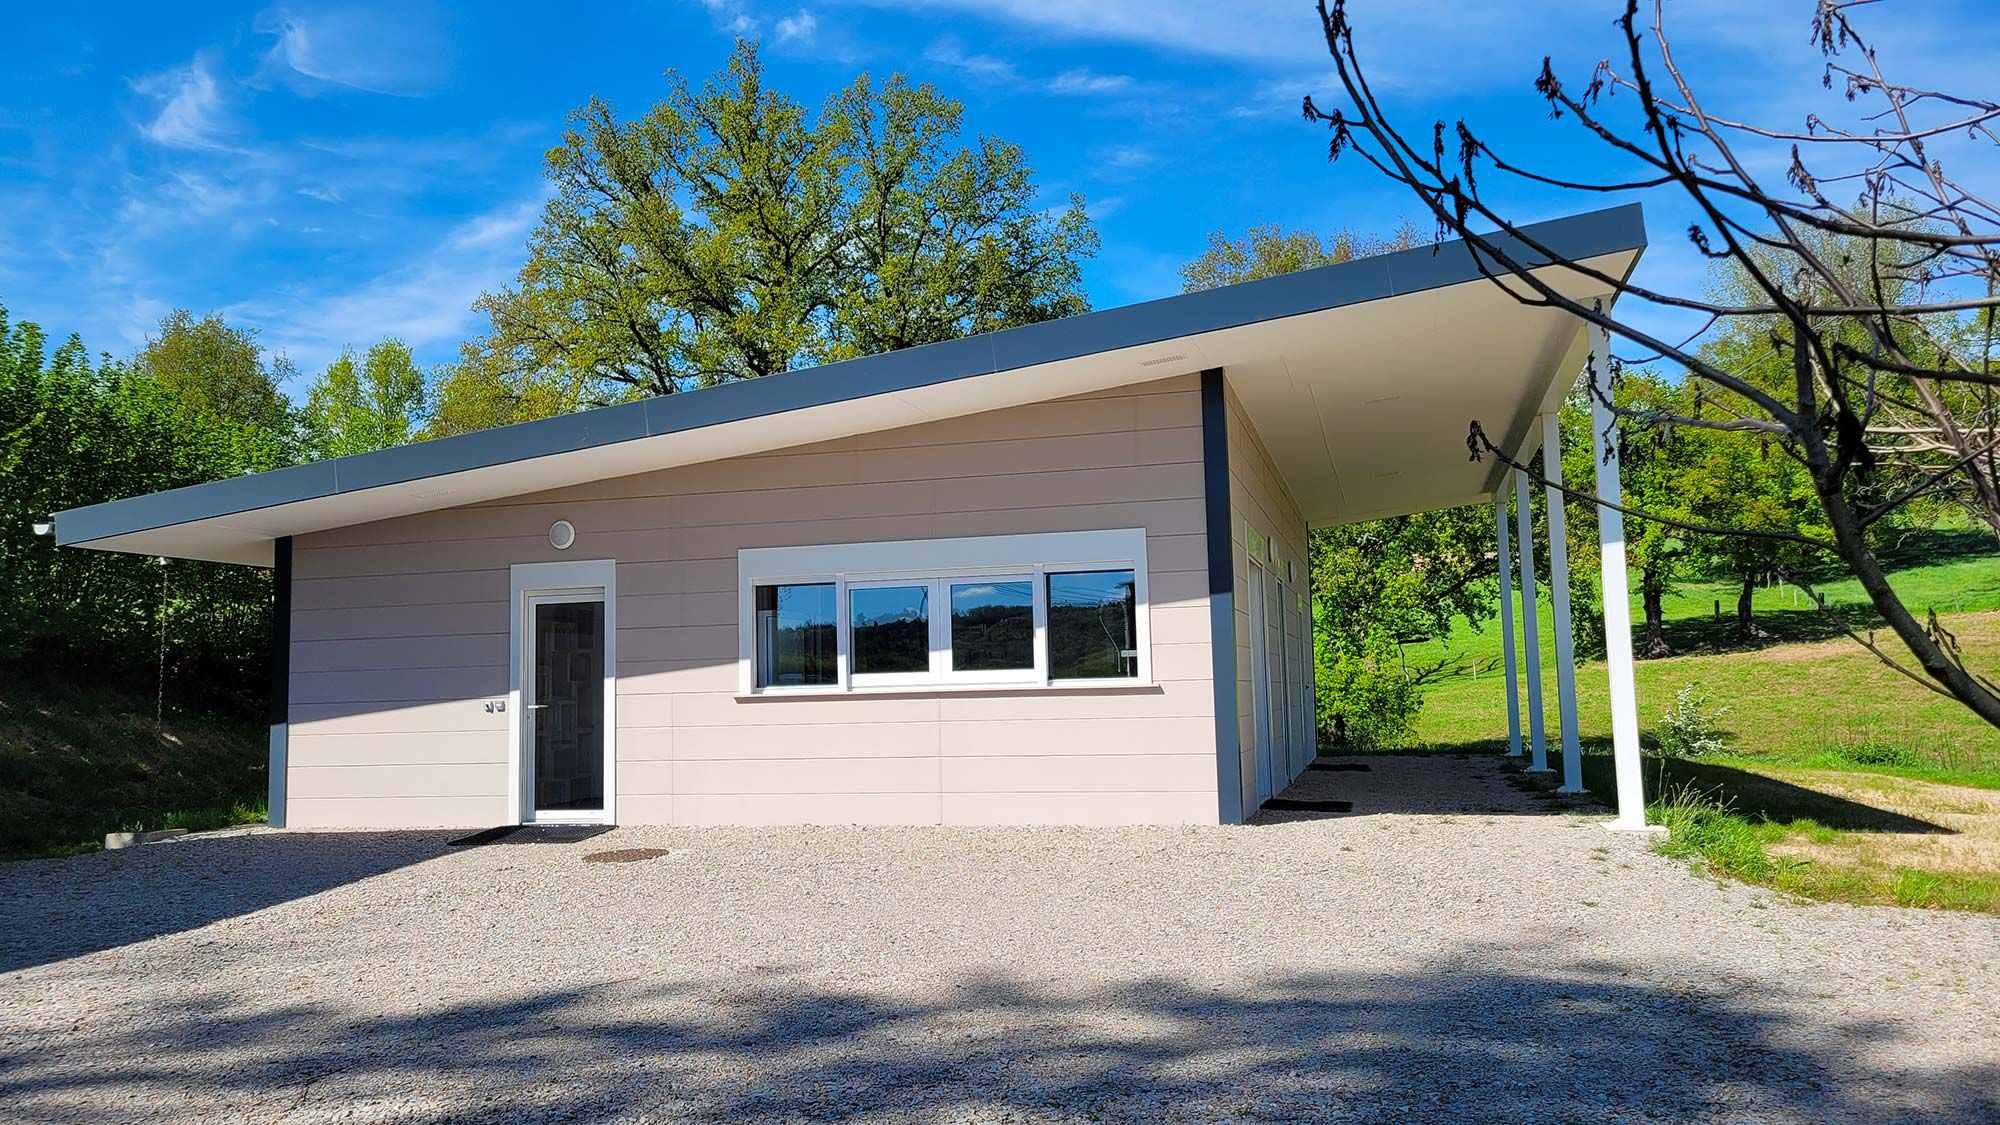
[738,529,1150,696]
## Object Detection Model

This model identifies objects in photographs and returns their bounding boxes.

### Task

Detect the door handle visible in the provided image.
[524,704,549,710]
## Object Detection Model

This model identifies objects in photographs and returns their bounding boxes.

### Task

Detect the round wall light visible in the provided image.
[549,520,577,550]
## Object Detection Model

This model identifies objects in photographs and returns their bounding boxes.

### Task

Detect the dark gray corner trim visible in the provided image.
[267,536,292,829]
[1201,369,1244,826]
[54,203,1646,549]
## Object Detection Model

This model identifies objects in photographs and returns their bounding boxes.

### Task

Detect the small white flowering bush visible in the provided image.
[1655,684,1730,759]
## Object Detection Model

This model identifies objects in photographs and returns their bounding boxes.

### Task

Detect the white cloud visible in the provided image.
[227,198,540,377]
[296,184,344,203]
[1047,68,1133,96]
[924,37,1019,83]
[254,4,448,96]
[131,58,238,151]
[775,9,818,42]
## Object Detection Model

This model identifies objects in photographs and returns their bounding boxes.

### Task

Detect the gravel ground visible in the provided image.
[2,754,1996,1124]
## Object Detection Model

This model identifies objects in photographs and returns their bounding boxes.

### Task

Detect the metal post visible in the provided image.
[1542,411,1583,792]
[1514,469,1549,772]
[1495,488,1523,757]
[1585,324,1650,830]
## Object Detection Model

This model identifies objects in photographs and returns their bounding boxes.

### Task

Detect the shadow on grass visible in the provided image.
[2,957,1993,1122]
[0,831,454,973]
[1409,739,1955,835]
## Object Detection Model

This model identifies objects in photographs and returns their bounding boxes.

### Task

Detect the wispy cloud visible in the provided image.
[131,57,239,151]
[775,9,818,43]
[1047,68,1133,96]
[924,37,1138,98]
[253,3,448,96]
[227,198,541,377]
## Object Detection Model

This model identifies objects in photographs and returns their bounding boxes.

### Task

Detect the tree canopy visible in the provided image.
[301,340,428,460]
[431,41,1098,434]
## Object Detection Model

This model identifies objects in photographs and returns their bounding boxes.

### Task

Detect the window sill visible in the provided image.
[736,680,1159,702]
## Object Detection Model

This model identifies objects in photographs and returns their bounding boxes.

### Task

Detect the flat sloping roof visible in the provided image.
[56,203,1644,564]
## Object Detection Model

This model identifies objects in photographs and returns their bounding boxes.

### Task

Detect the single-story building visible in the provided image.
[54,204,1652,830]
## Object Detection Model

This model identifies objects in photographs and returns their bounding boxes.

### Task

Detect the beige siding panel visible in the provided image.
[935,680,1211,722]
[292,568,508,611]
[672,693,942,727]
[618,660,735,697]
[291,666,505,706]
[941,753,1214,793]
[288,731,504,767]
[286,796,505,829]
[675,757,939,795]
[618,794,673,823]
[619,728,673,763]
[291,633,506,674]
[673,793,940,826]
[617,558,738,598]
[287,374,1220,828]
[618,693,674,729]
[620,624,737,665]
[675,722,942,761]
[1148,605,1212,646]
[938,716,1217,758]
[289,762,504,801]
[290,700,501,735]
[292,603,504,642]
[618,758,674,797]
[941,791,1213,826]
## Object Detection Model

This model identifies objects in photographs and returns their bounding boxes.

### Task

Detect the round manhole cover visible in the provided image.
[582,848,671,864]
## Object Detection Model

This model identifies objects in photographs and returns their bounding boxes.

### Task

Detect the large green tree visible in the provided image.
[432,40,1098,434]
[1,306,275,708]
[135,309,295,464]
[301,340,428,459]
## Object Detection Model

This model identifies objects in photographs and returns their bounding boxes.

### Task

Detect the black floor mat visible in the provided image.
[1307,762,1371,772]
[1262,798,1354,813]
[447,824,614,847]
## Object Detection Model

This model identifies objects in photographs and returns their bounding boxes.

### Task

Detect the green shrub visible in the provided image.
[1655,683,1729,759]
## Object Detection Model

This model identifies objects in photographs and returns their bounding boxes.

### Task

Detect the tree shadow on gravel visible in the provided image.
[0,831,453,972]
[1,956,1991,1124]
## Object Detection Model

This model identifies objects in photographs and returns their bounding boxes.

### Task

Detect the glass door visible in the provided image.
[527,594,606,820]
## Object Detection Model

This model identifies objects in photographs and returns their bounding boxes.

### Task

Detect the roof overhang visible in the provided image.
[57,204,1644,565]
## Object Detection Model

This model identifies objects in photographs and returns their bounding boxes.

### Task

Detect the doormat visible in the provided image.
[583,847,671,864]
[1307,762,1371,772]
[447,825,615,847]
[1261,798,1354,813]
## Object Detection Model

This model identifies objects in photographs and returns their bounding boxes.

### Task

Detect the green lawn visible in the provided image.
[1408,526,2000,781]
[0,666,268,859]
[1396,526,2000,911]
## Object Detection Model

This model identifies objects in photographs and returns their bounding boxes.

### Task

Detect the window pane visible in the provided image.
[851,585,930,675]
[1048,570,1138,679]
[755,583,836,688]
[949,580,1033,671]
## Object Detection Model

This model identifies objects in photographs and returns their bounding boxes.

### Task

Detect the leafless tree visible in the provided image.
[1303,0,2000,727]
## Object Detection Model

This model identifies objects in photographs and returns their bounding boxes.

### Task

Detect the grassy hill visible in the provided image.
[1398,525,2000,910]
[0,667,267,859]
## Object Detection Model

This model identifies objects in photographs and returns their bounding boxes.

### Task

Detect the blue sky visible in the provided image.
[0,1,1990,397]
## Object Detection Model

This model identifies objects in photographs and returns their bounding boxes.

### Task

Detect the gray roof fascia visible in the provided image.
[55,202,1645,548]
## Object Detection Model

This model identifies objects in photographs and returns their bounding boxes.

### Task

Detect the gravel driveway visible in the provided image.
[2,754,1995,1124]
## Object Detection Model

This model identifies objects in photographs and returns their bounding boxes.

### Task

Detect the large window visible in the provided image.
[738,530,1150,694]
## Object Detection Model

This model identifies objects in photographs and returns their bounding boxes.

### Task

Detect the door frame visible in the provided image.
[1246,553,1275,804]
[509,559,617,825]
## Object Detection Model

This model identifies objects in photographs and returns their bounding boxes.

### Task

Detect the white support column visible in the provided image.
[1585,322,1651,830]
[1542,411,1584,793]
[1514,469,1550,772]
[1495,489,1523,757]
